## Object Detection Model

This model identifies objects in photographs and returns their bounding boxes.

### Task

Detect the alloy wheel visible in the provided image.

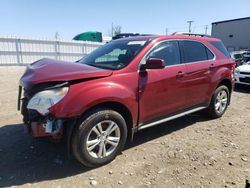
[215,90,228,114]
[86,120,121,158]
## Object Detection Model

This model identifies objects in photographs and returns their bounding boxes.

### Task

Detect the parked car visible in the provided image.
[243,53,250,62]
[235,62,250,85]
[112,33,154,40]
[18,34,235,167]
[231,51,244,67]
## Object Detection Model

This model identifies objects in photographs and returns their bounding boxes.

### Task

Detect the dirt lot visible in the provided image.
[0,66,249,188]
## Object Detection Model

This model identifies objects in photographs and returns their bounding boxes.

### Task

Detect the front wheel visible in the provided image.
[208,85,229,118]
[71,108,127,167]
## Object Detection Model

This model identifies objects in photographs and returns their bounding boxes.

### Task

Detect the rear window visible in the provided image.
[211,41,230,58]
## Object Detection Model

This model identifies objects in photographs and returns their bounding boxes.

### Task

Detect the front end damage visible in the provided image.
[18,82,69,140]
[17,58,113,141]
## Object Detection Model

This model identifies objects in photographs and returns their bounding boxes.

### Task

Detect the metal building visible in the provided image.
[212,17,250,52]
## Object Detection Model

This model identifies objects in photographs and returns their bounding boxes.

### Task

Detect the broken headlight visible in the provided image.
[27,87,69,115]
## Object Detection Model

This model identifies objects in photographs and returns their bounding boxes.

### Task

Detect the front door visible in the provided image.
[138,40,188,124]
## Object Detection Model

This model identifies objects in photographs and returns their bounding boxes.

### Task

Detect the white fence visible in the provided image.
[0,36,104,65]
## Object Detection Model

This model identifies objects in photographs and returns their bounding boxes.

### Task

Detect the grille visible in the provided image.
[239,77,250,83]
[240,71,250,75]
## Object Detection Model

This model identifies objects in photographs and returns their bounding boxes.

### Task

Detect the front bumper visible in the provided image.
[18,87,64,138]
[235,73,250,85]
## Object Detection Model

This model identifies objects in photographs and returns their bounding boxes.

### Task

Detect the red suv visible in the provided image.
[18,34,235,167]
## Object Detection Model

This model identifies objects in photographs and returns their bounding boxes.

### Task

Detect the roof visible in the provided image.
[212,17,250,25]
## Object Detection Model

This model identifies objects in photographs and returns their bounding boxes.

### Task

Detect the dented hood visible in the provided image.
[20,58,113,90]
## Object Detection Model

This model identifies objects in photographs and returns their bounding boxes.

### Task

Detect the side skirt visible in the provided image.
[137,106,206,131]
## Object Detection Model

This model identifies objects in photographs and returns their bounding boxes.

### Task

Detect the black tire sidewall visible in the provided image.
[76,109,127,167]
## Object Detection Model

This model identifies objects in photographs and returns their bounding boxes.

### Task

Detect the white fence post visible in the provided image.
[15,39,21,64]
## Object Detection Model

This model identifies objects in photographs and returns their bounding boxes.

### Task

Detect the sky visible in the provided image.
[0,0,249,40]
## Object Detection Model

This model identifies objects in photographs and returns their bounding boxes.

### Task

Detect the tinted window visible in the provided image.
[211,41,230,58]
[233,54,243,59]
[182,41,208,63]
[206,48,215,60]
[147,41,180,66]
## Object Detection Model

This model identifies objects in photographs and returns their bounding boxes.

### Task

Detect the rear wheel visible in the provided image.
[71,108,127,167]
[208,85,229,118]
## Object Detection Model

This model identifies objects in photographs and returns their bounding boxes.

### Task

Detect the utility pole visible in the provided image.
[55,32,59,40]
[187,20,194,33]
[204,25,208,35]
[165,27,168,35]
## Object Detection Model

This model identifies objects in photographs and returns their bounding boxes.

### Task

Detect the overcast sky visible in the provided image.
[1,0,249,40]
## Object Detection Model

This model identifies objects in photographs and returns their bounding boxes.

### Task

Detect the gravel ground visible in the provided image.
[0,66,250,188]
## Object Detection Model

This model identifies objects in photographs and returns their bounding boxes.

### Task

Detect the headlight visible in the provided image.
[235,68,240,75]
[27,87,69,115]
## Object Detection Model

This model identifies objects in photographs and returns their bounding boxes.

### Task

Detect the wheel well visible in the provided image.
[218,79,232,93]
[82,102,133,139]
[67,101,134,158]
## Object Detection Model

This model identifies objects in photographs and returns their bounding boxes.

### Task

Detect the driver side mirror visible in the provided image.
[140,58,165,71]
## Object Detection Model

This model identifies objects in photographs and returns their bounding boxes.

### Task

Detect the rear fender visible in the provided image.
[209,64,233,104]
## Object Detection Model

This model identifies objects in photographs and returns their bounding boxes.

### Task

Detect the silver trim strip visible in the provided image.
[138,106,206,131]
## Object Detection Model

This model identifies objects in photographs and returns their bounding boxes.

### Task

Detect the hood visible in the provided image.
[20,58,113,90]
[237,64,250,72]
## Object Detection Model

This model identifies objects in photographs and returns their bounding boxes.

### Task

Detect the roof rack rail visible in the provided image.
[172,32,211,37]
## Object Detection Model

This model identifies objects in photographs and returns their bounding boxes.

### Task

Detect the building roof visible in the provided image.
[212,17,250,25]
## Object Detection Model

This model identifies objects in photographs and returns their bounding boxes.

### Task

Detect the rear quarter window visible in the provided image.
[210,41,230,58]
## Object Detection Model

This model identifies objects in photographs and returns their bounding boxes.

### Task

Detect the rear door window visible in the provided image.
[182,41,213,63]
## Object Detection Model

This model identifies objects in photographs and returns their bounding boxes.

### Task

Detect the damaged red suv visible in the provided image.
[19,34,235,167]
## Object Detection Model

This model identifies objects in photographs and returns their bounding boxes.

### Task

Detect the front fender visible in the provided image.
[49,78,138,124]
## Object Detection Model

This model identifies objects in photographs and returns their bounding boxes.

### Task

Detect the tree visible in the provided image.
[112,24,122,36]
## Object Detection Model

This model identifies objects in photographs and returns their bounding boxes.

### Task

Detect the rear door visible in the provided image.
[138,40,188,124]
[180,40,215,107]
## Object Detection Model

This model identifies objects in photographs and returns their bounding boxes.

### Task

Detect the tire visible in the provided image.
[208,85,229,118]
[71,108,127,167]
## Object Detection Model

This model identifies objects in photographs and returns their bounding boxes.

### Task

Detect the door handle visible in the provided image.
[176,71,185,78]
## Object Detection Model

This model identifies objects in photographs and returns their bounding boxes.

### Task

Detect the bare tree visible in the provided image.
[113,25,122,36]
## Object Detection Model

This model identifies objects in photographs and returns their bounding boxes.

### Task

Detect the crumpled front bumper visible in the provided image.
[18,86,64,138]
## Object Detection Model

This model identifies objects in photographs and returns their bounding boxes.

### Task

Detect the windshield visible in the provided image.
[79,40,147,70]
